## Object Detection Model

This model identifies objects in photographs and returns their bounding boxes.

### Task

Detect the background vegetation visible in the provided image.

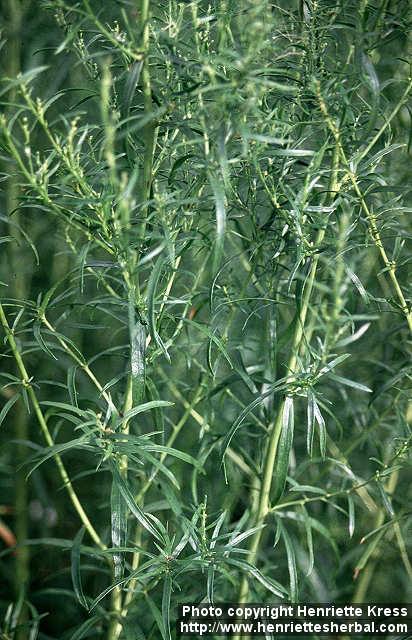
[0,0,411,638]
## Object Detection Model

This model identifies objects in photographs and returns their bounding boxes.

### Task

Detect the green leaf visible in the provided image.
[209,173,226,274]
[345,266,369,303]
[271,148,314,157]
[313,399,326,459]
[0,65,48,97]
[110,464,164,543]
[348,494,355,539]
[185,319,233,369]
[89,559,160,611]
[318,353,350,377]
[301,506,314,576]
[284,512,339,558]
[0,393,20,429]
[71,527,88,609]
[226,525,265,549]
[278,520,298,602]
[146,594,167,640]
[361,143,404,170]
[289,485,327,495]
[122,60,143,119]
[40,401,87,418]
[145,377,165,440]
[138,450,180,489]
[226,558,287,597]
[111,480,128,579]
[210,510,226,549]
[306,390,315,457]
[172,507,201,558]
[67,366,78,408]
[146,255,171,362]
[141,443,203,471]
[129,308,146,406]
[69,615,102,640]
[27,435,92,477]
[221,380,288,458]
[119,400,173,425]
[376,481,394,517]
[329,373,372,393]
[162,574,172,640]
[355,528,386,578]
[273,396,294,502]
[33,323,58,360]
[336,322,370,347]
[168,154,193,185]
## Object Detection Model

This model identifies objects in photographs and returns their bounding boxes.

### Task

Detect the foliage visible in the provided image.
[0,0,411,638]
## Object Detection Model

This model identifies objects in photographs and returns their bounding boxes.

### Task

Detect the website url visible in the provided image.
[178,619,410,636]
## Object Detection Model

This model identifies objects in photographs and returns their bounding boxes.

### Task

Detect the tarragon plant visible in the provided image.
[0,1,411,638]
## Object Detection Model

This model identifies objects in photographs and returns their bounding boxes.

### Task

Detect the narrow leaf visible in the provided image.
[162,574,172,640]
[34,323,58,360]
[301,506,314,576]
[110,464,163,543]
[348,495,355,539]
[0,393,20,429]
[129,304,146,406]
[313,400,326,459]
[273,396,294,502]
[329,374,372,393]
[71,527,88,609]
[146,256,171,362]
[209,173,226,274]
[111,480,128,579]
[120,400,173,425]
[306,390,315,457]
[279,521,298,602]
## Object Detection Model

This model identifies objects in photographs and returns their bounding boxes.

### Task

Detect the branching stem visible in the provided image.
[0,303,105,550]
[315,79,412,334]
[237,144,340,604]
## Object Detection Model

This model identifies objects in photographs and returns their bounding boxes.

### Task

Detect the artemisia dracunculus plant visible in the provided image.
[0,0,411,638]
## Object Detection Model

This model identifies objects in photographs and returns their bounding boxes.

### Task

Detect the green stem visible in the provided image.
[353,402,412,602]
[5,2,30,631]
[0,122,113,254]
[120,382,204,624]
[162,373,254,477]
[237,144,340,605]
[107,586,123,640]
[107,374,135,640]
[139,0,155,242]
[41,315,117,414]
[352,469,399,602]
[315,80,412,335]
[356,77,412,166]
[0,303,105,550]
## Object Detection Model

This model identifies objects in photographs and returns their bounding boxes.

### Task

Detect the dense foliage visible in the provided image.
[1,1,411,638]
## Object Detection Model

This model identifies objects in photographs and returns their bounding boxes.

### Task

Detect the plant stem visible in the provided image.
[160,371,254,477]
[353,403,412,602]
[237,144,340,605]
[109,12,157,622]
[119,382,204,626]
[315,80,412,335]
[356,77,412,166]
[107,369,136,640]
[0,303,105,550]
[139,0,155,242]
[0,122,113,255]
[5,0,30,629]
[41,315,117,414]
[352,469,399,602]
[107,585,123,640]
